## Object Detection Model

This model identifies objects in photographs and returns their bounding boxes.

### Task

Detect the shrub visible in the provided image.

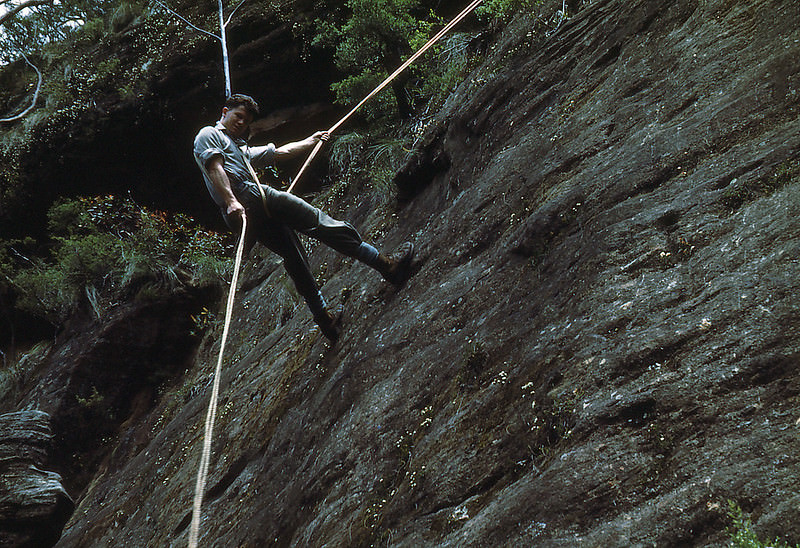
[9,195,231,324]
[314,0,438,121]
[328,130,410,197]
[727,501,799,548]
[477,0,546,21]
[721,159,799,211]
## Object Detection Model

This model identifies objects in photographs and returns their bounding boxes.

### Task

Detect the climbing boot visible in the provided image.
[313,309,341,342]
[375,242,415,286]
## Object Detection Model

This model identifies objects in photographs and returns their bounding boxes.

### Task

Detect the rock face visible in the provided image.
[0,411,74,547]
[6,0,800,546]
[1,287,218,501]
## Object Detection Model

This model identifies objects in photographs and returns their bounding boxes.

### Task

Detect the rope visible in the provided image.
[241,145,270,215]
[188,213,248,548]
[287,0,483,194]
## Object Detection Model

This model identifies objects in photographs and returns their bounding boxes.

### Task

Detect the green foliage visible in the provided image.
[458,340,488,390]
[330,70,399,123]
[7,195,231,325]
[12,265,72,324]
[0,133,26,212]
[313,0,534,167]
[93,58,123,84]
[721,159,800,211]
[365,136,410,192]
[74,17,109,44]
[315,0,428,69]
[75,386,105,409]
[416,31,476,106]
[0,246,12,286]
[314,0,439,120]
[0,0,138,62]
[55,232,124,288]
[1,0,156,134]
[727,501,799,548]
[328,130,411,196]
[477,0,546,21]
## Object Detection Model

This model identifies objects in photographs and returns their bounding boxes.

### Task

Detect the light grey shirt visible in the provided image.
[193,121,276,209]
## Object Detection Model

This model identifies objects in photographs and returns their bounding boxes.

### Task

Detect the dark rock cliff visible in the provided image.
[3,0,799,546]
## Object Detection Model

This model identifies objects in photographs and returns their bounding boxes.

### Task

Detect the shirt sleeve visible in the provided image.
[248,143,276,169]
[193,126,226,168]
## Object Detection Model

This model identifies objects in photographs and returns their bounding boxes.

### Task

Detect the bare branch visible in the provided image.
[0,0,51,28]
[151,0,220,40]
[149,0,241,96]
[0,53,43,123]
[217,0,230,96]
[224,0,247,28]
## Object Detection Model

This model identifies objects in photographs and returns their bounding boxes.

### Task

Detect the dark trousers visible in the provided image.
[225,183,368,314]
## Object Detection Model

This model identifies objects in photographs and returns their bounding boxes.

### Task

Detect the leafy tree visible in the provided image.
[0,0,125,61]
[314,0,438,120]
[0,0,138,121]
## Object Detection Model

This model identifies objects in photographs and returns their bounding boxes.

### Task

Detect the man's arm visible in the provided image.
[206,156,245,217]
[274,131,329,160]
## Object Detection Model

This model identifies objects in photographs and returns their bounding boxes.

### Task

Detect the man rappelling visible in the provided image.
[187,5,485,542]
[193,94,414,342]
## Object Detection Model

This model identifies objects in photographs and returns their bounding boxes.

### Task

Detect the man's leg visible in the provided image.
[262,185,414,285]
[227,193,341,340]
[256,220,341,341]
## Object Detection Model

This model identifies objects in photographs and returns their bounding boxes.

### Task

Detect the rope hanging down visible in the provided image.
[188,214,248,548]
[187,2,482,545]
[287,0,484,194]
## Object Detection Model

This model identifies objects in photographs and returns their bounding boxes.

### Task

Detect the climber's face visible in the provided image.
[220,105,253,139]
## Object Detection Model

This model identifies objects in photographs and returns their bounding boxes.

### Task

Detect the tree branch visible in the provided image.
[0,0,51,28]
[151,0,220,40]
[224,0,247,28]
[0,53,43,123]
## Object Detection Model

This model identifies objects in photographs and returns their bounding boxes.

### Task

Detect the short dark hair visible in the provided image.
[225,94,260,117]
